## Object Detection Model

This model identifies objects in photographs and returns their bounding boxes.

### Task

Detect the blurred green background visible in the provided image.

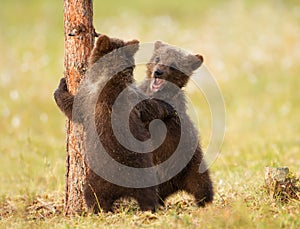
[0,0,299,226]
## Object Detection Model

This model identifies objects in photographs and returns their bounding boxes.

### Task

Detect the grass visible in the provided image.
[1,0,300,228]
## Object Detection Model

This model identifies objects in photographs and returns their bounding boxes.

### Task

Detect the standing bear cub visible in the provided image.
[139,41,214,207]
[54,35,174,213]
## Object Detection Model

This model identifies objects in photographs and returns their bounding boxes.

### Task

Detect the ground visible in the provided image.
[0,0,299,228]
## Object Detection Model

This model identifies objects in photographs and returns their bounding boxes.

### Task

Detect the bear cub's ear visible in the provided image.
[89,35,112,65]
[187,54,204,71]
[154,40,166,50]
[124,39,140,57]
[96,35,111,53]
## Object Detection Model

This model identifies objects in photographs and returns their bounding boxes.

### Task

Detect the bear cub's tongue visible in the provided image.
[151,78,165,92]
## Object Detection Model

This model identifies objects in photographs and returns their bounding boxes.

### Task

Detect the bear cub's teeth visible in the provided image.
[151,78,165,92]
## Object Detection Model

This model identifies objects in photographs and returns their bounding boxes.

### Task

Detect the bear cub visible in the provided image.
[54,35,174,213]
[139,41,214,207]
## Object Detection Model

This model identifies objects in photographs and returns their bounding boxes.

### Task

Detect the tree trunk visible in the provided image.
[63,0,94,215]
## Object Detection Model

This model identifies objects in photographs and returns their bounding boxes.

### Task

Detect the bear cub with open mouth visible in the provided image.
[139,41,214,207]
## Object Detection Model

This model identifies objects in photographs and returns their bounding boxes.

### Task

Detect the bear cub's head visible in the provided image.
[146,41,203,92]
[89,35,140,66]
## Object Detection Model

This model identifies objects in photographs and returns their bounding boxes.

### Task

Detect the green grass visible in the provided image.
[1,0,300,228]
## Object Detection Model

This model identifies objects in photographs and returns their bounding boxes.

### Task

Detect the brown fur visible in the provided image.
[54,35,174,213]
[139,41,214,207]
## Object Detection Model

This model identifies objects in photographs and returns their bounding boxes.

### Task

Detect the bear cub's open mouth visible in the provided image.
[151,78,165,92]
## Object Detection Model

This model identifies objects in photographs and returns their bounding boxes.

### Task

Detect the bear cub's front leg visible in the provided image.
[54,77,74,120]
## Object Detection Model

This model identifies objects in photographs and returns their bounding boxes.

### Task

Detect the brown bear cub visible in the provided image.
[139,41,214,207]
[54,35,174,213]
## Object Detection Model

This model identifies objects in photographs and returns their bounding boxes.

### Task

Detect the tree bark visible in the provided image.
[63,0,94,215]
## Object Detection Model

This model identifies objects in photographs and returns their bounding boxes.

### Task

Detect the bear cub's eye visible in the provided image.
[154,57,160,63]
[170,63,177,71]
